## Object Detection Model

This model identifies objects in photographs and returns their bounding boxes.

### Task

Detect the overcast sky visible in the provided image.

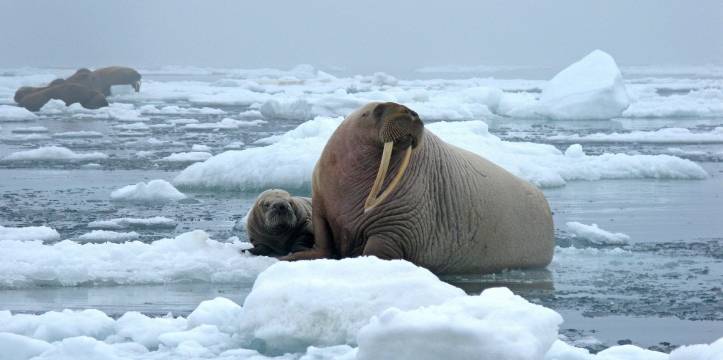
[1,0,720,73]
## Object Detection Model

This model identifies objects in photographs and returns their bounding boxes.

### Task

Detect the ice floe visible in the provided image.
[87,217,177,230]
[549,127,723,143]
[78,230,140,243]
[10,126,48,133]
[0,105,37,121]
[158,151,213,163]
[110,179,187,202]
[0,225,60,242]
[0,256,719,359]
[175,116,708,191]
[239,257,465,353]
[0,230,274,288]
[52,131,104,138]
[182,118,266,131]
[2,146,108,162]
[565,222,631,245]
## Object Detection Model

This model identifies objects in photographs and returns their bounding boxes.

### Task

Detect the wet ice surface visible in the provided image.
[0,67,722,354]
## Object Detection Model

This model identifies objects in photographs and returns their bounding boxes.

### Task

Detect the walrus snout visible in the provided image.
[364,102,423,212]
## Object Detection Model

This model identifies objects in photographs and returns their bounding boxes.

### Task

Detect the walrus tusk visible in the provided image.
[364,144,412,213]
[363,141,393,210]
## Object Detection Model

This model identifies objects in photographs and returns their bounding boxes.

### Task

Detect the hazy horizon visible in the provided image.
[1,0,721,73]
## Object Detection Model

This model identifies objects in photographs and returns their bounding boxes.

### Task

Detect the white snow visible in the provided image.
[536,50,631,120]
[238,257,465,353]
[0,225,60,242]
[0,230,276,288]
[175,116,708,190]
[0,105,38,121]
[566,222,631,245]
[549,127,723,144]
[87,217,177,230]
[158,151,213,162]
[110,179,187,203]
[2,146,108,162]
[356,287,562,360]
[0,256,719,359]
[78,230,140,243]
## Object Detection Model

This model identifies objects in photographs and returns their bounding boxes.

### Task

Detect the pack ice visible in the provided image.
[0,257,720,360]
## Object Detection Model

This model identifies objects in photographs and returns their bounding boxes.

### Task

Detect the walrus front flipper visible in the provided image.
[246,243,275,256]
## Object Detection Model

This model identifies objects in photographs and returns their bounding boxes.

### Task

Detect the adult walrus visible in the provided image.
[16,82,108,112]
[283,102,554,274]
[245,189,314,257]
[66,66,142,96]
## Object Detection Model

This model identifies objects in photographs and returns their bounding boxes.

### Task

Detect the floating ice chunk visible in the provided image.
[623,88,723,118]
[239,109,263,119]
[260,99,313,120]
[182,118,266,131]
[191,144,211,152]
[175,117,708,191]
[0,133,51,143]
[114,122,150,131]
[175,116,342,190]
[52,131,104,138]
[115,312,188,349]
[0,225,60,242]
[78,230,140,243]
[158,151,212,163]
[29,336,148,360]
[110,179,187,203]
[140,104,225,115]
[158,324,232,351]
[538,50,630,120]
[549,127,723,144]
[11,126,48,133]
[2,146,108,161]
[187,297,243,334]
[566,222,630,245]
[223,141,245,150]
[0,105,37,122]
[87,217,177,230]
[595,345,668,360]
[0,230,276,288]
[357,288,562,360]
[167,118,199,126]
[0,309,115,342]
[239,257,465,353]
[0,332,52,360]
[669,337,723,360]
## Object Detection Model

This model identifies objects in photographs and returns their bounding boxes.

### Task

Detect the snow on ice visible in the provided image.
[2,146,108,162]
[565,222,631,245]
[110,179,187,203]
[0,225,60,242]
[175,117,708,191]
[0,257,719,359]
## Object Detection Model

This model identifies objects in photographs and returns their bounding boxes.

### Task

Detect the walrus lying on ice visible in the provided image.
[14,66,141,111]
[282,102,554,274]
[245,189,314,257]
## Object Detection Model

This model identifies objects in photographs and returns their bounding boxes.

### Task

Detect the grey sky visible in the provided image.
[1,0,721,74]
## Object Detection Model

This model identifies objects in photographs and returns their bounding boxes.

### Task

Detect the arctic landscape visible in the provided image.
[0,50,722,359]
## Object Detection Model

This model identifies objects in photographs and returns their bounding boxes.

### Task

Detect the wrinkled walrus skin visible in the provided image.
[283,102,554,275]
[16,83,108,112]
[245,189,314,257]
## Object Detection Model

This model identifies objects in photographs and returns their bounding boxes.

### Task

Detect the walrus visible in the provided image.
[93,66,142,95]
[282,102,554,274]
[245,189,314,257]
[16,82,108,112]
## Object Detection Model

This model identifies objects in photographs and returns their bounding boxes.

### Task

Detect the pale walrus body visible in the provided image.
[284,102,554,274]
[245,189,314,257]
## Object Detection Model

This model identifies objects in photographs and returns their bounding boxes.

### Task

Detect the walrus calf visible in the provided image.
[245,189,314,257]
[16,82,108,112]
[283,102,555,274]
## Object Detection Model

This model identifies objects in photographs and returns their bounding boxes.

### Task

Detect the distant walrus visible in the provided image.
[283,102,554,274]
[245,189,314,257]
[66,66,141,96]
[16,82,108,112]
